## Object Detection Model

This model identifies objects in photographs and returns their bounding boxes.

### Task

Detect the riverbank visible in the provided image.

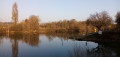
[75,31,120,43]
[1,30,120,43]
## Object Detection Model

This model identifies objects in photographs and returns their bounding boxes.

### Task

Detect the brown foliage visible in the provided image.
[86,11,113,30]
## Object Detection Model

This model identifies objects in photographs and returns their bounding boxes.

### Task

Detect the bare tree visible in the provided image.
[115,11,120,31]
[86,11,112,31]
[12,2,18,25]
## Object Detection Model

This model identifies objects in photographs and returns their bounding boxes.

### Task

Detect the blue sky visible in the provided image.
[0,0,120,23]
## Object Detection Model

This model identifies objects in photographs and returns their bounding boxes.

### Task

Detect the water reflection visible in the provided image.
[68,42,118,57]
[10,34,40,57]
[88,43,117,57]
[45,33,84,41]
[12,39,18,57]
[9,33,40,46]
[0,33,119,57]
[0,33,40,57]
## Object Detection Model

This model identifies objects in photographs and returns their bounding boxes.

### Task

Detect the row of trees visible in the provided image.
[9,15,40,33]
[0,11,119,34]
[43,19,95,34]
[1,11,120,34]
[41,11,120,34]
[7,2,40,33]
[0,2,120,34]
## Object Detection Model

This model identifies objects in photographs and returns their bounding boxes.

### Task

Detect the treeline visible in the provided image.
[10,15,40,33]
[0,15,40,34]
[1,2,120,34]
[41,11,120,34]
[0,11,120,34]
[42,19,95,34]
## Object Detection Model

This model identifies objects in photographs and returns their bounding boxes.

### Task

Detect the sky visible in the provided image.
[0,0,120,23]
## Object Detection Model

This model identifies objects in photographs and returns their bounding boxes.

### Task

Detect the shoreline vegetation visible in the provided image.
[75,31,120,43]
[0,2,120,43]
[0,11,120,43]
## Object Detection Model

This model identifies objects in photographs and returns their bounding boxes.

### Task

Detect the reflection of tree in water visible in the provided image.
[12,39,18,57]
[8,33,40,57]
[68,42,117,57]
[45,33,83,41]
[68,43,88,57]
[21,34,40,46]
[0,36,3,45]
[0,34,6,44]
[45,33,86,47]
[88,43,117,57]
[45,35,54,42]
[9,33,40,46]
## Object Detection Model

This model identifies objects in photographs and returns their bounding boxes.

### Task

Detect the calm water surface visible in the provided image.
[0,34,119,57]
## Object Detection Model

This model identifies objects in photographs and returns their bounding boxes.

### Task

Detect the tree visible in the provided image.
[0,22,3,32]
[12,2,18,25]
[86,11,112,31]
[0,22,2,28]
[28,15,40,32]
[69,19,80,32]
[115,11,120,31]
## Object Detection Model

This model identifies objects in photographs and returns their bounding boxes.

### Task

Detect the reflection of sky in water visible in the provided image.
[0,34,118,57]
[0,37,12,57]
